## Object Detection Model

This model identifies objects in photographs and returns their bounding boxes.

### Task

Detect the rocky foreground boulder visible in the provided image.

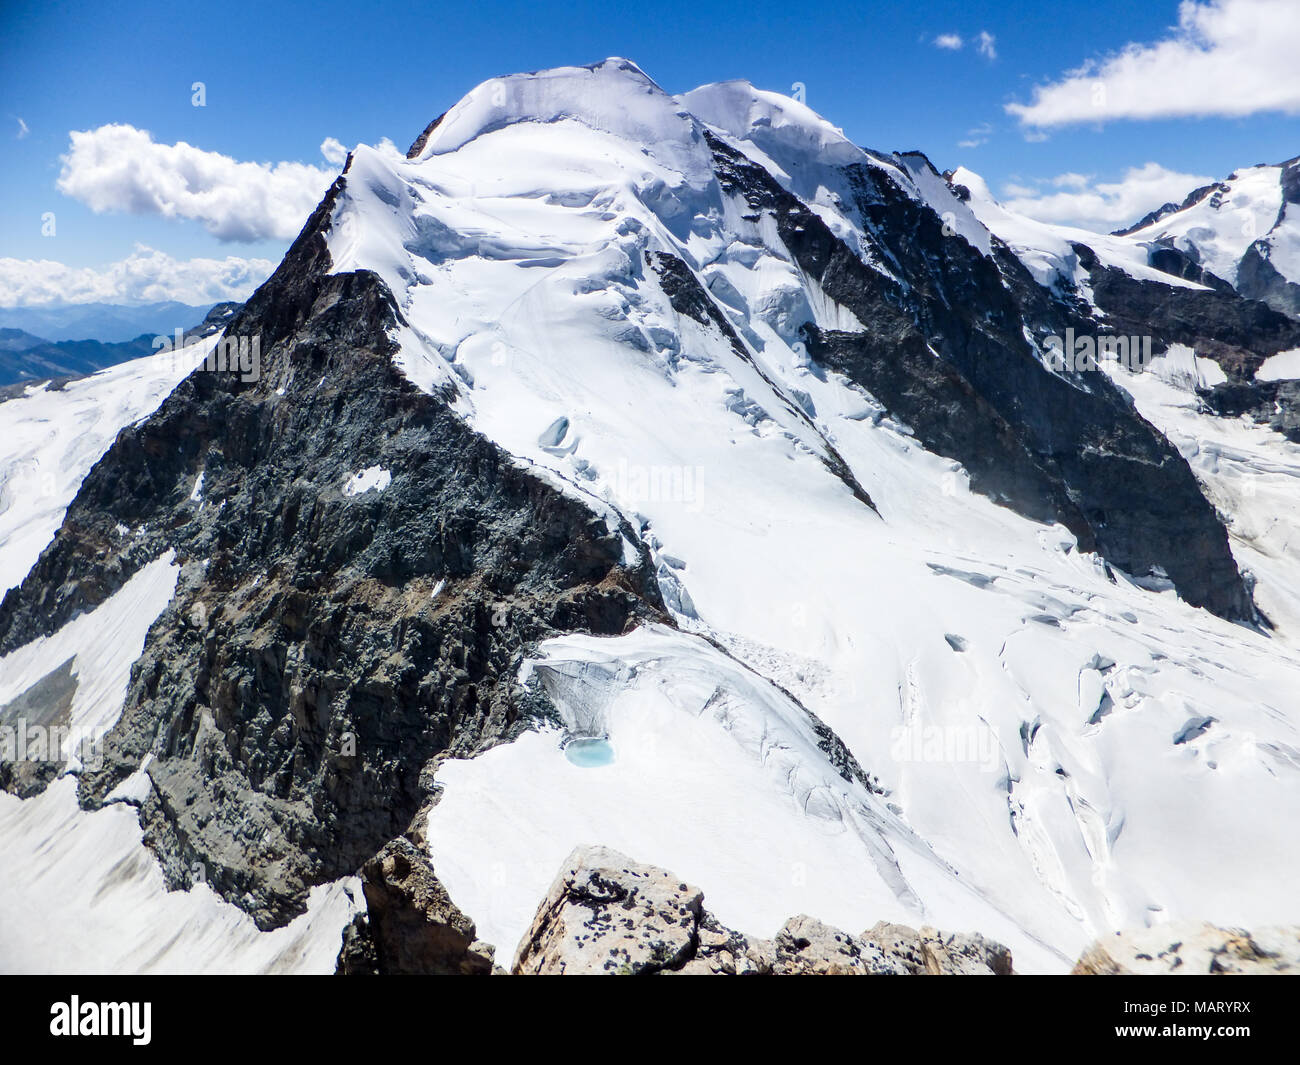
[1073,922,1300,975]
[335,844,1299,975]
[509,846,1014,975]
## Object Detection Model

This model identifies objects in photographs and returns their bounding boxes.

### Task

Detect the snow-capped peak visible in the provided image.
[408,58,705,176]
[7,60,1300,979]
[679,79,864,169]
[306,61,1300,971]
[1117,156,1300,313]
[952,163,1210,293]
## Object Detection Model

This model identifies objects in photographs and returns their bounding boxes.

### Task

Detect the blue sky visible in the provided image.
[2,0,1298,304]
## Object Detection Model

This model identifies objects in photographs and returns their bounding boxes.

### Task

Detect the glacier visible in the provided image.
[1,59,1298,974]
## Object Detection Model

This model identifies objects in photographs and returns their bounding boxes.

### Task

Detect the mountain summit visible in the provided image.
[1117,155,1300,318]
[2,60,1299,974]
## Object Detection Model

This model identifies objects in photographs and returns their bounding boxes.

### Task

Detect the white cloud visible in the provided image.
[15,117,28,139]
[1052,172,1091,189]
[1007,0,1300,127]
[0,246,275,307]
[320,136,349,166]
[958,122,994,149]
[56,124,342,242]
[999,162,1215,231]
[1002,182,1039,199]
[933,30,996,57]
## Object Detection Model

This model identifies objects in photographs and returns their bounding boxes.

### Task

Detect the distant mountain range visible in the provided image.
[0,300,220,344]
[0,303,239,388]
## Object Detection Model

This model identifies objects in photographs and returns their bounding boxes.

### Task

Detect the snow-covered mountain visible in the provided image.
[954,163,1300,442]
[1118,157,1300,318]
[2,59,1299,975]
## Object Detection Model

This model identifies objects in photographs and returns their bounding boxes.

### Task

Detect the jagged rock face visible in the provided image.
[770,915,915,975]
[1070,245,1300,447]
[511,846,1014,976]
[336,838,496,975]
[1079,248,1300,380]
[1233,242,1300,320]
[860,921,1014,976]
[1143,242,1237,293]
[0,173,666,929]
[1073,923,1300,975]
[705,134,1252,619]
[1203,377,1300,442]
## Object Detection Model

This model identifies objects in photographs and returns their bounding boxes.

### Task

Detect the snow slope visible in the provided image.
[1104,351,1300,639]
[951,166,1208,295]
[1123,161,1300,288]
[325,61,1300,970]
[0,347,208,595]
[0,778,362,974]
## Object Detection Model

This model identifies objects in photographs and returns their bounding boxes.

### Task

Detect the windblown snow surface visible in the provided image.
[316,61,1300,972]
[2,60,1298,974]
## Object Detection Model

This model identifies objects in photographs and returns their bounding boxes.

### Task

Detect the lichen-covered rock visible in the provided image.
[774,915,913,975]
[511,846,1014,975]
[858,922,1013,975]
[512,846,704,975]
[1073,922,1300,975]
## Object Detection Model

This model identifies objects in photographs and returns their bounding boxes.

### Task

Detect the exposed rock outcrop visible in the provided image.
[336,837,496,975]
[510,846,1014,975]
[1073,922,1300,975]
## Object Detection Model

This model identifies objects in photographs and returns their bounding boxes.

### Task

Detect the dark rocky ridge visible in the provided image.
[1069,243,1300,444]
[0,166,667,929]
[406,111,448,159]
[706,133,1253,620]
[336,837,497,974]
[1075,243,1300,379]
[1235,240,1300,320]
[1143,241,1236,293]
